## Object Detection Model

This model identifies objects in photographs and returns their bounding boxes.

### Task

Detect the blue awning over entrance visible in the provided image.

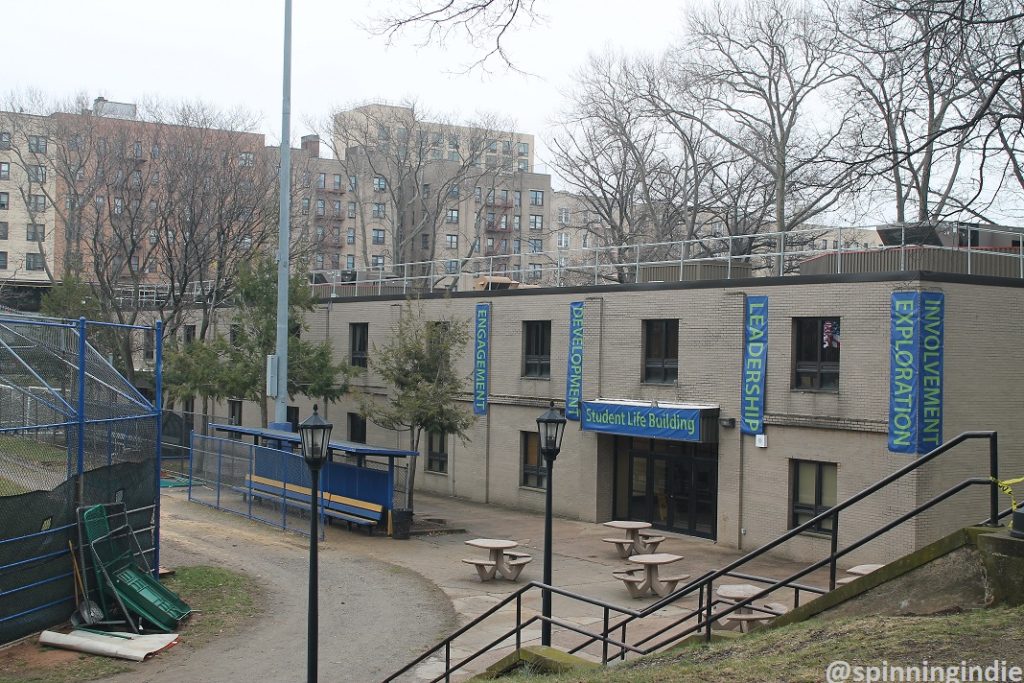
[580,399,720,443]
[208,423,419,457]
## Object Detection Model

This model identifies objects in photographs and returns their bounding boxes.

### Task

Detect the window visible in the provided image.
[643,319,679,384]
[557,232,570,249]
[332,200,342,217]
[517,142,529,156]
[27,135,47,154]
[330,253,340,270]
[348,175,357,191]
[28,195,46,212]
[529,214,543,231]
[521,431,546,489]
[372,203,386,219]
[331,174,342,191]
[347,201,357,218]
[445,209,459,224]
[350,322,368,367]
[315,253,325,269]
[518,159,529,172]
[143,329,155,361]
[0,131,10,149]
[346,228,355,244]
[372,229,385,245]
[298,197,308,215]
[528,263,542,280]
[25,253,44,271]
[239,152,255,167]
[346,254,355,270]
[316,173,326,189]
[113,197,124,215]
[151,143,161,159]
[371,255,385,269]
[0,222,7,240]
[513,239,521,254]
[512,215,521,231]
[446,259,459,274]
[315,199,325,216]
[528,238,543,253]
[793,317,841,391]
[791,460,837,533]
[26,223,44,241]
[227,399,243,426]
[523,320,551,378]
[0,162,9,180]
[348,413,367,443]
[474,186,482,203]
[0,193,8,210]
[373,175,387,192]
[558,208,570,225]
[529,190,544,206]
[513,191,521,208]
[133,141,143,159]
[427,432,448,474]
[183,324,196,344]
[421,233,430,249]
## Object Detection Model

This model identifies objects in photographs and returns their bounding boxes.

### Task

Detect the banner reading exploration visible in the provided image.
[473,303,491,415]
[888,291,944,454]
[741,295,768,435]
[565,302,585,421]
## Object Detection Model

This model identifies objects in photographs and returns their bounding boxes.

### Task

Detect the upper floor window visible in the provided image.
[446,259,459,274]
[445,209,459,224]
[315,199,326,216]
[316,173,326,189]
[238,152,255,167]
[0,131,11,149]
[346,254,355,269]
[0,193,8,210]
[523,320,551,378]
[348,413,367,443]
[372,203,386,219]
[520,431,546,489]
[421,233,430,249]
[27,165,46,183]
[0,222,7,239]
[350,322,368,368]
[791,460,837,534]
[333,174,342,190]
[371,254,385,269]
[25,252,45,271]
[558,208,570,225]
[27,135,47,154]
[527,238,543,254]
[0,251,7,269]
[373,176,387,191]
[445,234,458,249]
[372,229,385,245]
[346,228,355,244]
[793,317,840,391]
[529,214,543,231]
[26,223,45,241]
[301,197,310,215]
[517,142,529,156]
[557,232,570,249]
[28,195,46,212]
[0,162,8,180]
[529,190,544,206]
[643,319,679,384]
[347,201,357,218]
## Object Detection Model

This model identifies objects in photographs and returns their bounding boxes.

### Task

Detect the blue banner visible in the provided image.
[565,302,585,421]
[582,401,702,442]
[741,295,768,435]
[473,303,490,415]
[888,291,944,453]
[919,292,944,451]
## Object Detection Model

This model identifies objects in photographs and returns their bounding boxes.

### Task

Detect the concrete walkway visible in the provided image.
[332,492,833,681]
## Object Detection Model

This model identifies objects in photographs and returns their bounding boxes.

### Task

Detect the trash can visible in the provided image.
[392,508,413,540]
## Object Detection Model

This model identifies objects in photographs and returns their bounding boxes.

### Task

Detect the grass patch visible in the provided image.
[505,606,1024,683]
[0,566,261,683]
[0,476,30,496]
[0,436,68,465]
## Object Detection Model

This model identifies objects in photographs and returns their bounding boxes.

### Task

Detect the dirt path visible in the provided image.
[96,490,456,683]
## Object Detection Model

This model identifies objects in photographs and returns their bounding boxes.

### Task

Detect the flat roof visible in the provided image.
[208,423,419,458]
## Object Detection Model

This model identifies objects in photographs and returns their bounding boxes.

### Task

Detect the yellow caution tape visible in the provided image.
[991,476,1024,517]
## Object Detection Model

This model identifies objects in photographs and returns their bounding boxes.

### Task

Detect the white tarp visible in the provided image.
[39,629,178,661]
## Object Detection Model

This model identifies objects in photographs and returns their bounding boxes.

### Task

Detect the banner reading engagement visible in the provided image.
[473,303,491,415]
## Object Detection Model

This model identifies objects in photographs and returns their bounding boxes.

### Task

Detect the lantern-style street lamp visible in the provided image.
[299,405,332,683]
[536,401,566,647]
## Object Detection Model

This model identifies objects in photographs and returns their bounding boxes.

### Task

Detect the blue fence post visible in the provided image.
[76,317,87,506]
[153,320,163,578]
[248,442,254,518]
[188,430,195,501]
[216,438,224,509]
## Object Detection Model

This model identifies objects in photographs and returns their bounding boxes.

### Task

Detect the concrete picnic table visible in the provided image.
[613,553,688,598]
[462,538,532,581]
[601,520,666,558]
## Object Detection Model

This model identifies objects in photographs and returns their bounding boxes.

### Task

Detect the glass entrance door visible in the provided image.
[625,442,717,540]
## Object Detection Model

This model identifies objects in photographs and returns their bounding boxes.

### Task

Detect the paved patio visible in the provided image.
[333,492,834,680]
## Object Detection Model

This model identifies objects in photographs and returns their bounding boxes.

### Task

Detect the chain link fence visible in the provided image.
[0,315,161,645]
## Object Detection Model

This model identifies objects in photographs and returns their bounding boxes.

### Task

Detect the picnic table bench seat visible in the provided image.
[504,551,533,567]
[462,558,498,581]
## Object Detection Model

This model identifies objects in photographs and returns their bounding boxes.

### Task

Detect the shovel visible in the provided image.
[69,541,104,625]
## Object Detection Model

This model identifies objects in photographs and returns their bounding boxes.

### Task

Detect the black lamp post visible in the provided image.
[536,401,566,647]
[298,405,332,683]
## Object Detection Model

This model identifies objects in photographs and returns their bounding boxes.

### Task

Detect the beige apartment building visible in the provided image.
[223,269,1021,566]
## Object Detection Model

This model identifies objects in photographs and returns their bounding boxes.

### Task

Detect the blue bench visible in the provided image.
[245,474,385,535]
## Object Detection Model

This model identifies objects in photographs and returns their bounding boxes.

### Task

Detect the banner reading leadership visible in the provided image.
[741,295,768,435]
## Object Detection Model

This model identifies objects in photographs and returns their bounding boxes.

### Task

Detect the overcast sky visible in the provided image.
[6,0,684,177]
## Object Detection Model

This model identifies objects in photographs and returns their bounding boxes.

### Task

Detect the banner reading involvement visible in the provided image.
[888,291,944,454]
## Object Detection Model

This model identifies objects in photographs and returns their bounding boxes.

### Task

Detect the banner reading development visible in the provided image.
[582,401,701,442]
[473,303,491,416]
[888,291,944,454]
[565,301,585,421]
[741,295,768,435]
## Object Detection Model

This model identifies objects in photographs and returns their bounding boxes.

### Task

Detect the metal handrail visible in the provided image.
[384,431,999,682]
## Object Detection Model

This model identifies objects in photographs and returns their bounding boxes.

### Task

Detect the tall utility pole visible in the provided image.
[271,0,293,429]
